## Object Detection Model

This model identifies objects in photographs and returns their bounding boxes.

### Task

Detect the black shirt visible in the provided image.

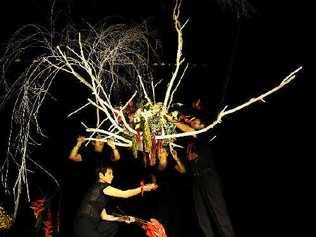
[78,182,112,218]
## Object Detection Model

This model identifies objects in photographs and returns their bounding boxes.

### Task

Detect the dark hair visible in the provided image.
[96,165,113,176]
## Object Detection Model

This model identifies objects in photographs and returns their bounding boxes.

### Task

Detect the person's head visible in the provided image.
[178,98,209,130]
[189,98,209,129]
[97,166,114,184]
[190,117,205,130]
[92,134,105,152]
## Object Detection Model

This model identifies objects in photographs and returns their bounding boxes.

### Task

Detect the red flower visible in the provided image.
[30,199,46,219]
[142,218,167,237]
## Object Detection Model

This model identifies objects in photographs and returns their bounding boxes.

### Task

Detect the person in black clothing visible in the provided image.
[64,135,121,235]
[73,165,158,237]
[186,133,235,237]
[165,106,235,237]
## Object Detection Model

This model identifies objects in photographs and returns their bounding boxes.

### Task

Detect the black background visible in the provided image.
[0,0,312,237]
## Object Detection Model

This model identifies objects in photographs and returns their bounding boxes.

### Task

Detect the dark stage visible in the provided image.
[0,1,311,237]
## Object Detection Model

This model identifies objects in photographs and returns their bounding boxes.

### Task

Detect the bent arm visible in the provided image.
[174,161,186,174]
[110,147,121,161]
[68,146,82,162]
[100,209,121,221]
[100,209,126,222]
[107,139,121,161]
[165,114,196,137]
[175,122,196,134]
[171,150,186,174]
[100,209,135,224]
[68,136,85,162]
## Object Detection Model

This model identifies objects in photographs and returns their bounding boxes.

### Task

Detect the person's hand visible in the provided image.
[143,183,158,192]
[106,138,116,150]
[170,149,181,162]
[77,136,85,145]
[171,149,178,158]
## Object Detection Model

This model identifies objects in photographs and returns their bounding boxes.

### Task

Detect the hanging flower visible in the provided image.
[30,198,46,219]
[43,210,53,237]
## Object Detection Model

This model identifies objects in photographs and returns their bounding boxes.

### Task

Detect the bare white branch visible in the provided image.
[157,66,302,139]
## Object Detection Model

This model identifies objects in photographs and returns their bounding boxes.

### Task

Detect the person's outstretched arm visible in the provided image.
[68,136,85,162]
[103,183,158,198]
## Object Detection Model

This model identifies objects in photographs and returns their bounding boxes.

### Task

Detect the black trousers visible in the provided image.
[73,216,118,237]
[193,172,236,237]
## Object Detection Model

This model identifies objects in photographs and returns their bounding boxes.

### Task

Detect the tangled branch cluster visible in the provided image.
[0,0,302,221]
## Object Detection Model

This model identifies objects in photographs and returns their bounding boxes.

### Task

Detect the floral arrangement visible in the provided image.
[131,102,178,162]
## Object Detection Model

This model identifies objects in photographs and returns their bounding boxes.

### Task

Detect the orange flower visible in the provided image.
[142,218,167,237]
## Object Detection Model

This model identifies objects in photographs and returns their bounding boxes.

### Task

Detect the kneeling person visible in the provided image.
[74,166,158,237]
